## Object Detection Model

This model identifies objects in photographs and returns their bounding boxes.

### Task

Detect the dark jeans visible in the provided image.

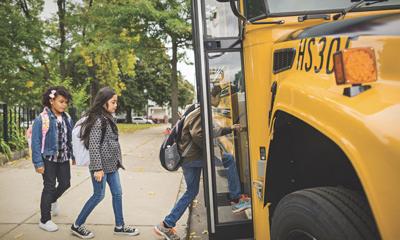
[219,152,241,200]
[40,160,71,223]
[75,170,124,227]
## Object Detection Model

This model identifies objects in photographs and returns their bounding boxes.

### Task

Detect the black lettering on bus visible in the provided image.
[296,39,307,70]
[326,37,340,74]
[314,37,326,73]
[305,38,315,72]
[345,36,356,49]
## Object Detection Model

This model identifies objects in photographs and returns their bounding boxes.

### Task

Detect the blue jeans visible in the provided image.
[164,161,202,228]
[163,153,241,227]
[75,171,124,227]
[219,152,241,200]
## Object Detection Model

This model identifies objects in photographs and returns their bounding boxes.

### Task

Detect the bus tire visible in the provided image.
[271,187,380,240]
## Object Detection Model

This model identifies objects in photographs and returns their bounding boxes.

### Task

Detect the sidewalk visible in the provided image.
[0,125,189,240]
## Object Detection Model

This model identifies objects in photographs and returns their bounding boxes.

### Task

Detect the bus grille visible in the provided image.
[273,48,296,74]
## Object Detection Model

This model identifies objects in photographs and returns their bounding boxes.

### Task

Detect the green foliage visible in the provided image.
[0,120,27,161]
[8,125,27,151]
[119,37,172,114]
[154,0,193,124]
[45,75,89,116]
[0,0,45,105]
[1,0,195,121]
[178,75,195,107]
[71,0,149,95]
[156,0,192,45]
[0,138,12,160]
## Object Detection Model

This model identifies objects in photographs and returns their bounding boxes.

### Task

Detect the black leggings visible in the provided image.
[40,160,71,223]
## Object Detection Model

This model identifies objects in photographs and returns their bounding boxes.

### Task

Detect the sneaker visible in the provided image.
[230,194,251,205]
[240,194,251,202]
[39,220,58,232]
[51,201,59,216]
[114,225,140,236]
[232,199,252,213]
[71,224,94,239]
[154,222,180,240]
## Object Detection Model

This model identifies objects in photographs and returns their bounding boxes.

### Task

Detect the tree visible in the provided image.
[69,0,144,103]
[155,0,192,124]
[118,35,170,122]
[119,35,194,122]
[0,0,45,106]
[1,0,194,117]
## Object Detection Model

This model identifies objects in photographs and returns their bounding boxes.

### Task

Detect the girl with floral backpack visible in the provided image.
[30,86,75,232]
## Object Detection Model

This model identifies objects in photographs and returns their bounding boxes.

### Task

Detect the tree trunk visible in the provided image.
[57,0,67,79]
[90,79,99,106]
[171,38,179,125]
[18,0,50,82]
[126,107,132,123]
[89,56,99,105]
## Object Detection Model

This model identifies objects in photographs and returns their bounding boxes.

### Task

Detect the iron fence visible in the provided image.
[1,103,39,142]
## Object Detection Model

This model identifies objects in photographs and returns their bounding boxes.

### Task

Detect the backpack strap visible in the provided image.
[64,112,72,125]
[181,141,193,157]
[179,104,200,157]
[40,108,50,153]
[182,103,199,117]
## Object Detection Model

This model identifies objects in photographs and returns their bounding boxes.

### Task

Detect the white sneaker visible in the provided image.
[39,220,59,232]
[51,201,59,216]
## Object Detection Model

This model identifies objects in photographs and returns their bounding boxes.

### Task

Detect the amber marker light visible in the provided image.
[333,47,377,85]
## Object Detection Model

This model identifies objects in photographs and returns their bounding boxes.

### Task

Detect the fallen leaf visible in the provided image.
[14,233,24,239]
[133,167,144,172]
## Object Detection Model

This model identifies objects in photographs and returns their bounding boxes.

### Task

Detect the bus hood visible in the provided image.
[288,13,400,40]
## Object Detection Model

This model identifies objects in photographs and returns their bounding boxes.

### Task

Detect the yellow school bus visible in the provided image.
[192,0,400,239]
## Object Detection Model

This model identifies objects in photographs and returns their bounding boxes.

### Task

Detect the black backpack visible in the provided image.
[159,103,199,171]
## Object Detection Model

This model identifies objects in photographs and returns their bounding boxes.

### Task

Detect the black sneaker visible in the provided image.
[114,225,140,236]
[71,224,94,239]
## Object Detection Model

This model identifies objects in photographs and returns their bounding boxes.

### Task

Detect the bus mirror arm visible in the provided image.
[228,0,248,22]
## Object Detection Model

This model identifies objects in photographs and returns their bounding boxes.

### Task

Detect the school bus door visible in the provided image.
[192,0,253,239]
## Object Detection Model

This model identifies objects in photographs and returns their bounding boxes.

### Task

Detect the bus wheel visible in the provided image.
[271,187,380,240]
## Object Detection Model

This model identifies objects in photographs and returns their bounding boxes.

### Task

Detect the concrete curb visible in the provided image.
[0,149,29,166]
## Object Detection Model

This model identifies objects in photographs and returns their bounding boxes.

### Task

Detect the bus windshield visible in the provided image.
[246,0,400,20]
[266,0,400,16]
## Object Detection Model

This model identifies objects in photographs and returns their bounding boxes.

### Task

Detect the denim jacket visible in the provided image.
[31,108,74,168]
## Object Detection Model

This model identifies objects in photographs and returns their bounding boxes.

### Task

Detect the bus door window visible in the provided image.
[208,51,252,223]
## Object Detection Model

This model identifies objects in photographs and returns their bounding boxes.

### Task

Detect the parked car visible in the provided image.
[115,113,127,123]
[131,117,154,124]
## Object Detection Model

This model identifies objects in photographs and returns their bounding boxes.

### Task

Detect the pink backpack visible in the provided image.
[26,108,71,153]
[27,109,50,153]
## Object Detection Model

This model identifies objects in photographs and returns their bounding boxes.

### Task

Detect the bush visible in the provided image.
[0,138,12,160]
[0,120,27,161]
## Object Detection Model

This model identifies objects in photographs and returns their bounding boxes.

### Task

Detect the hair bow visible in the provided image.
[49,90,56,99]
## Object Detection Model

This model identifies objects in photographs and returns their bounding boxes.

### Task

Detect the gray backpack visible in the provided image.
[159,104,198,171]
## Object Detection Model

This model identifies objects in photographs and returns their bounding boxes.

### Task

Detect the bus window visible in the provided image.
[244,0,267,20]
[205,0,239,38]
[208,51,252,223]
